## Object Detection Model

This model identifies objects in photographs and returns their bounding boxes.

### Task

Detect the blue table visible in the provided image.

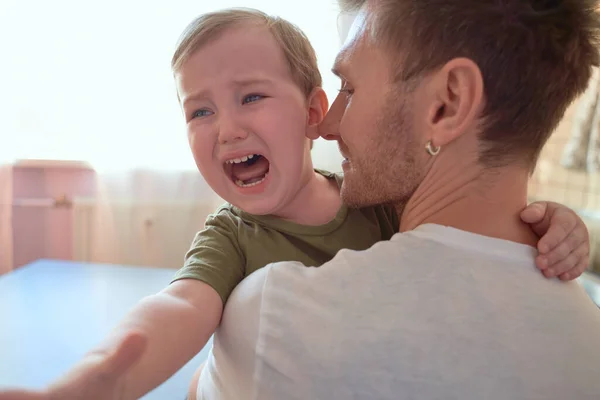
[0,259,211,399]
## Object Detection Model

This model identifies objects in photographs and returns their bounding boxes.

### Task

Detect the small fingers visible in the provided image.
[538,226,586,269]
[558,255,590,281]
[520,202,547,224]
[537,213,578,254]
[535,243,567,271]
[541,245,589,279]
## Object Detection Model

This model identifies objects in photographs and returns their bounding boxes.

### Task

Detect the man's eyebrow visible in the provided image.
[331,65,341,78]
[332,49,349,79]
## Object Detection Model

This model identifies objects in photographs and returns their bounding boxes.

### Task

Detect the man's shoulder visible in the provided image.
[262,237,407,285]
[232,229,467,306]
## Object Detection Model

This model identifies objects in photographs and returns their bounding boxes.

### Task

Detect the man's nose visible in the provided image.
[317,93,346,141]
[218,116,248,145]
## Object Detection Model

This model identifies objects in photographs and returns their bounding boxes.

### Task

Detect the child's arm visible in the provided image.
[69,279,220,398]
[0,211,245,400]
[0,279,221,400]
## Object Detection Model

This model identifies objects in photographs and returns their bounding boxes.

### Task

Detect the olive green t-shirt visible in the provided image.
[172,170,399,304]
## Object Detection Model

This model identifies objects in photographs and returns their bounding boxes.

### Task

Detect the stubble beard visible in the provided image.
[341,88,422,212]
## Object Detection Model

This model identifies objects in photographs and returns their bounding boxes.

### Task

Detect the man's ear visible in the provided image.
[425,58,484,148]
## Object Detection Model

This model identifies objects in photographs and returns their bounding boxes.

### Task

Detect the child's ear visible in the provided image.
[307,87,329,128]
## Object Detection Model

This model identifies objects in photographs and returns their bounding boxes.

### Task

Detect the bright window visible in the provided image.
[0,0,344,171]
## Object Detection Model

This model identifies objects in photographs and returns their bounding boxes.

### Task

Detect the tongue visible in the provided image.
[232,157,269,183]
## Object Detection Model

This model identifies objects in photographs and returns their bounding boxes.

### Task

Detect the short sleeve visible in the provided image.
[383,205,400,233]
[171,212,246,305]
[372,204,400,241]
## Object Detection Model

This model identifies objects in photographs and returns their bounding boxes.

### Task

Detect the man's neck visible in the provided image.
[399,160,538,247]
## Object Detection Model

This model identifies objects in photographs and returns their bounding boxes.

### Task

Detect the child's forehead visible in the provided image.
[175,24,303,101]
[182,25,292,81]
[210,23,281,58]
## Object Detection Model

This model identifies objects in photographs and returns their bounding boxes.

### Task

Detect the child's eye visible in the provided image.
[192,109,213,119]
[242,94,264,104]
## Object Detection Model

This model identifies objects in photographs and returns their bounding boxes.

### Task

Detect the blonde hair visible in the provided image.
[171,8,322,98]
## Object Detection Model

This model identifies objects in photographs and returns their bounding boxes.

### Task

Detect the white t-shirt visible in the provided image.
[197,224,600,400]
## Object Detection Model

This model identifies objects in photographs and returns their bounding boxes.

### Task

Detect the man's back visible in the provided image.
[198,224,600,400]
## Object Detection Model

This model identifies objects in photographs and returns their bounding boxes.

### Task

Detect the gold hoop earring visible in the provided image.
[425,141,441,156]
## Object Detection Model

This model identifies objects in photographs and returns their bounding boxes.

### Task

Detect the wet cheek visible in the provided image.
[187,133,202,157]
[186,132,211,166]
[188,122,216,147]
[193,152,220,188]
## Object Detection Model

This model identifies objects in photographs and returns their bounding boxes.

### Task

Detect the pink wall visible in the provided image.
[11,161,97,268]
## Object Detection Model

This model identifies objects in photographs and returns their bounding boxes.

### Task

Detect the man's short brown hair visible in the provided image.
[171,8,322,99]
[340,0,600,168]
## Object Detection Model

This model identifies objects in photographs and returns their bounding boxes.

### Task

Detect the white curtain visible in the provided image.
[0,164,13,275]
[76,170,221,267]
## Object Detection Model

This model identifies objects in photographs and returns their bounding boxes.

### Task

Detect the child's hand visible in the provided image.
[0,331,147,400]
[521,201,590,281]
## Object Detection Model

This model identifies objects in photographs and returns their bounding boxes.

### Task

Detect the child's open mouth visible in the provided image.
[223,154,270,188]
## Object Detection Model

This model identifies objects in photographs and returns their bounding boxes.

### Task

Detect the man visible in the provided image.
[0,1,597,399]
[192,0,600,398]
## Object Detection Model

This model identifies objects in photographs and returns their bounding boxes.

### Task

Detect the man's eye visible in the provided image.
[243,94,264,104]
[192,109,213,119]
[338,81,354,97]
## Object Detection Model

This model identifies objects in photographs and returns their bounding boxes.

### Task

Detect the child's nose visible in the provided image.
[218,119,248,145]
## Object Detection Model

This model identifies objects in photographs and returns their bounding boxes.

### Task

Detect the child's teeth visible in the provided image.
[234,173,268,188]
[227,154,259,164]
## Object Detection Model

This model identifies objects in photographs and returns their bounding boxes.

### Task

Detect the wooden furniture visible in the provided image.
[0,259,210,399]
[10,160,97,268]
